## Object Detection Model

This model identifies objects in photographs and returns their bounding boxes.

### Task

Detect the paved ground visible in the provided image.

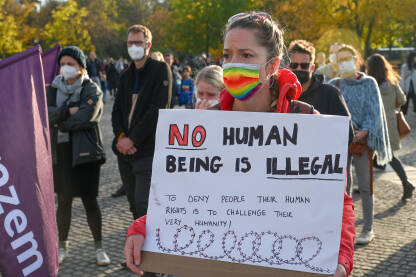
[57,98,416,277]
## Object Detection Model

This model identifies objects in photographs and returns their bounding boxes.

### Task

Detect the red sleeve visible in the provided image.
[127,215,147,238]
[338,191,355,276]
[275,69,301,113]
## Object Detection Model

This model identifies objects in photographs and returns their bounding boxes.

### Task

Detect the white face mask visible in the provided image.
[61,65,79,80]
[329,54,337,64]
[128,44,145,60]
[196,98,219,108]
[338,60,356,75]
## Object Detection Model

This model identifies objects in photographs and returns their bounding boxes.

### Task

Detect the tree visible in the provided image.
[0,0,38,58]
[75,0,122,57]
[0,0,22,58]
[44,0,94,52]
[144,6,171,52]
[165,0,255,56]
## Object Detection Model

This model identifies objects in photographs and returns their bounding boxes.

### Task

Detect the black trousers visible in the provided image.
[117,156,153,219]
[390,154,408,184]
[402,88,416,114]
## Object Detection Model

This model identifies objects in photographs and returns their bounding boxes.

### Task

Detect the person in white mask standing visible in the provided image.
[329,45,391,245]
[316,42,344,83]
[194,65,224,109]
[111,24,172,223]
[47,46,110,266]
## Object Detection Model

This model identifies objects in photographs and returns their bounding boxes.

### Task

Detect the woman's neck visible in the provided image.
[232,86,272,112]
[343,71,359,79]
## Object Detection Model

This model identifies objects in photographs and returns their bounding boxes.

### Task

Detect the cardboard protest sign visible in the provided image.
[142,109,349,276]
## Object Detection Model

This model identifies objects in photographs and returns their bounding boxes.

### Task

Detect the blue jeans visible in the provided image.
[100,80,107,104]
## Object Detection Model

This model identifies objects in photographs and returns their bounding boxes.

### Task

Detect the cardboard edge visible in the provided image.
[140,251,331,277]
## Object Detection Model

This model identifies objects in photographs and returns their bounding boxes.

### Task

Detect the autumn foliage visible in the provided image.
[1,0,415,59]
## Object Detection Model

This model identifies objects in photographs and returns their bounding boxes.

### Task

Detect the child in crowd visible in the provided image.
[179,65,194,108]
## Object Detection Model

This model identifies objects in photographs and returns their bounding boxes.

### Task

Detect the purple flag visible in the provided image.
[41,44,60,86]
[0,46,58,277]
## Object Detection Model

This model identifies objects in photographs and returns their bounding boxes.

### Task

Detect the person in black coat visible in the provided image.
[47,46,110,266]
[288,40,354,144]
[111,25,172,220]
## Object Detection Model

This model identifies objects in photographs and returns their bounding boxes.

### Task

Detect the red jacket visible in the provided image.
[127,69,355,275]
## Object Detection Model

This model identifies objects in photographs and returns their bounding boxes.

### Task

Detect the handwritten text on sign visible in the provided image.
[143,110,349,275]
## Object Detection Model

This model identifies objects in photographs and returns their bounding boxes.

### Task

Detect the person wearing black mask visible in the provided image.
[288,40,354,144]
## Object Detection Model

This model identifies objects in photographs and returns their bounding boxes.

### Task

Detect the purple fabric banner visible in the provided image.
[0,46,58,276]
[41,44,60,86]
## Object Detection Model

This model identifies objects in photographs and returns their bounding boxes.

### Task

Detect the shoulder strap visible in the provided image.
[82,78,91,87]
[46,86,58,107]
[335,79,340,89]
[78,78,93,98]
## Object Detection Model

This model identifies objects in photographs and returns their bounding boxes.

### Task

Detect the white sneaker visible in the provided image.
[96,248,111,266]
[356,230,374,245]
[58,248,68,264]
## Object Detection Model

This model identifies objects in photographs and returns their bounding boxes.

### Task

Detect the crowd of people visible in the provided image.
[46,11,415,277]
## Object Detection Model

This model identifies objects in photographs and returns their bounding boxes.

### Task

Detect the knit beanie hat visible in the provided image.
[58,46,87,68]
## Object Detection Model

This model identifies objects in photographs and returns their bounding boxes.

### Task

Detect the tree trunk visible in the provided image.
[206,31,209,57]
[205,1,209,55]
[364,18,375,58]
[388,41,393,60]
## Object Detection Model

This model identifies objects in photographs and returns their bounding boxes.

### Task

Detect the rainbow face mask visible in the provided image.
[222,63,263,101]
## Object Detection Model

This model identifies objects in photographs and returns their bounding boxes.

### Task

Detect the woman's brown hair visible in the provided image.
[224,12,284,61]
[366,54,400,86]
[224,12,285,98]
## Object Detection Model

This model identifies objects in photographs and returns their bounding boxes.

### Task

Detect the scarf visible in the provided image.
[52,73,88,107]
[330,73,392,165]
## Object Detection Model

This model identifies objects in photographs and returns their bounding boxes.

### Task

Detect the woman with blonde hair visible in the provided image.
[194,65,225,109]
[149,51,164,62]
[366,53,414,201]
[330,45,391,245]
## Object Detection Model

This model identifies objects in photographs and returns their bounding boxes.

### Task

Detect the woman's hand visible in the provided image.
[124,234,145,275]
[195,99,211,110]
[333,264,347,277]
[69,107,79,115]
[353,130,368,143]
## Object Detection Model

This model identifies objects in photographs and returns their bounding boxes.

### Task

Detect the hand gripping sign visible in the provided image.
[141,109,349,277]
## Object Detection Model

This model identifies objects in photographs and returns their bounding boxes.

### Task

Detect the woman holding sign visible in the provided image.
[124,12,355,277]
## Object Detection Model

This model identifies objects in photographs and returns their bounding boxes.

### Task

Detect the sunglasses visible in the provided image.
[289,62,311,70]
[228,12,272,23]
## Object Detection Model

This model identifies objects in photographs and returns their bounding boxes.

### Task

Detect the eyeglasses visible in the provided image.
[227,12,272,23]
[127,40,146,47]
[289,62,311,70]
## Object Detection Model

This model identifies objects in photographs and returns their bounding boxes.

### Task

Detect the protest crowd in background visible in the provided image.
[1,4,416,277]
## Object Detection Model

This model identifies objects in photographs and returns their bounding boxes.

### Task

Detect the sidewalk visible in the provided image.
[56,101,416,277]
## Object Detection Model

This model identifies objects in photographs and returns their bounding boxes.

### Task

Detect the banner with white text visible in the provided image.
[0,46,58,277]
